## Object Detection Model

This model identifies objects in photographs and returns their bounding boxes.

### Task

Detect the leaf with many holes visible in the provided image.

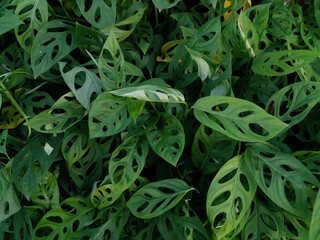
[89,92,133,138]
[310,190,320,240]
[110,84,185,103]
[127,179,193,219]
[98,31,125,90]
[14,0,48,52]
[192,124,237,175]
[127,110,160,137]
[0,10,23,35]
[193,96,288,142]
[0,106,24,129]
[133,21,153,54]
[242,195,284,240]
[25,92,86,134]
[75,0,116,30]
[59,62,104,110]
[147,113,185,166]
[244,143,319,219]
[31,20,76,78]
[34,197,95,240]
[282,211,310,240]
[266,81,320,127]
[206,155,257,239]
[301,13,320,51]
[238,11,259,57]
[12,207,35,240]
[12,134,62,199]
[30,171,59,209]
[155,203,210,240]
[0,166,21,222]
[152,0,180,12]
[252,50,320,76]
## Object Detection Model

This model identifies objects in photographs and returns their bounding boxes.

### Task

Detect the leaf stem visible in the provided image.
[155,6,159,26]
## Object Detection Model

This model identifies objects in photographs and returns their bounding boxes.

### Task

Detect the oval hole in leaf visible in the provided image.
[211,191,231,206]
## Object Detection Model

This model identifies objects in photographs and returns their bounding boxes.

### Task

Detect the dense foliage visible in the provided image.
[0,0,320,239]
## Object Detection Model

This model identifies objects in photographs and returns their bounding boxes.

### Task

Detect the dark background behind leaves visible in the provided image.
[0,0,320,239]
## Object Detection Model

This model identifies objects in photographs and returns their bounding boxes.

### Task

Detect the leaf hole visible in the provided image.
[218,169,237,184]
[210,191,231,206]
[213,212,226,229]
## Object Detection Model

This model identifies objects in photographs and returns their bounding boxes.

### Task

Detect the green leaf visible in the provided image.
[34,197,95,240]
[30,172,59,209]
[127,179,193,219]
[26,93,86,134]
[98,31,125,90]
[0,129,9,159]
[238,11,259,57]
[31,20,76,78]
[110,84,185,103]
[75,0,116,29]
[12,134,62,199]
[0,10,23,35]
[59,62,104,110]
[147,113,185,166]
[266,81,320,127]
[192,124,237,175]
[316,0,320,28]
[206,156,257,239]
[193,96,288,142]
[88,92,133,138]
[283,212,310,240]
[14,0,48,52]
[252,50,320,76]
[91,183,121,209]
[133,21,153,54]
[13,207,35,240]
[152,0,180,12]
[244,143,319,219]
[126,98,145,120]
[310,191,320,240]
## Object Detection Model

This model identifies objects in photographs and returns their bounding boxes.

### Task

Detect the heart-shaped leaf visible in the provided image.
[252,50,320,76]
[244,143,319,219]
[31,20,77,78]
[34,197,95,240]
[14,0,48,52]
[110,84,185,103]
[193,96,288,142]
[127,179,193,219]
[206,156,257,239]
[59,62,104,110]
[89,92,133,138]
[147,113,185,166]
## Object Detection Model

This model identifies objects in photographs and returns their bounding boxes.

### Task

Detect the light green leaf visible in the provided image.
[89,92,133,138]
[126,98,145,120]
[59,62,104,110]
[207,156,257,239]
[152,0,180,12]
[127,179,193,219]
[252,50,320,76]
[110,84,185,103]
[31,20,76,78]
[193,96,288,142]
[0,10,23,35]
[147,113,185,166]
[310,191,320,240]
[14,0,48,52]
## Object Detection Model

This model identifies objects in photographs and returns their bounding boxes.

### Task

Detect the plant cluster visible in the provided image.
[0,0,320,239]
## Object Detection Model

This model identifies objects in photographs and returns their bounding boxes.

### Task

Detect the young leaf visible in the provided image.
[147,113,185,166]
[206,156,257,239]
[59,62,104,110]
[88,93,133,138]
[193,96,288,142]
[127,179,193,219]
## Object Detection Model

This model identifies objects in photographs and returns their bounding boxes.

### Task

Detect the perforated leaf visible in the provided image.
[133,21,153,54]
[192,124,236,175]
[12,134,62,199]
[30,172,59,209]
[26,93,86,134]
[244,143,319,219]
[14,0,48,52]
[59,62,104,110]
[76,0,116,29]
[89,92,133,138]
[13,207,35,240]
[152,0,179,12]
[266,81,320,127]
[127,179,193,219]
[34,197,95,240]
[282,212,310,240]
[310,191,320,240]
[91,183,121,209]
[0,106,24,129]
[193,96,288,142]
[31,20,76,78]
[147,113,185,166]
[252,50,320,76]
[98,31,125,90]
[301,13,320,51]
[206,156,257,239]
[110,84,185,103]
